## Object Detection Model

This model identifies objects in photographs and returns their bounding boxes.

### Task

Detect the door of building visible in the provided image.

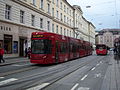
[19,38,25,57]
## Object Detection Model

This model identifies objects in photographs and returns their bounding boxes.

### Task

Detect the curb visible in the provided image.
[0,60,30,66]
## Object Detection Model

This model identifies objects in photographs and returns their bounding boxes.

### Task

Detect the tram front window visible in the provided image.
[31,39,52,54]
[96,45,106,49]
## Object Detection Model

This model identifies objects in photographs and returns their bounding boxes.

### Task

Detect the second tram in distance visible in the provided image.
[30,32,93,64]
[96,44,108,55]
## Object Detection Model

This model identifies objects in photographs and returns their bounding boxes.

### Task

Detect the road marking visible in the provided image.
[71,83,79,90]
[78,87,90,90]
[0,78,18,86]
[26,83,50,90]
[96,63,100,66]
[81,74,88,81]
[91,67,96,71]
[11,64,22,66]
[94,73,102,78]
[11,64,29,66]
[0,77,4,79]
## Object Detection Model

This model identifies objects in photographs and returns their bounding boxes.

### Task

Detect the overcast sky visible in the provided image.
[67,0,120,30]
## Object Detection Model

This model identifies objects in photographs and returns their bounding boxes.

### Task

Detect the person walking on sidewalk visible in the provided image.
[0,45,5,63]
[27,47,31,59]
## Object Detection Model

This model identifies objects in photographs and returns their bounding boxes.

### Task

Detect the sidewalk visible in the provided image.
[101,54,120,90]
[0,57,30,66]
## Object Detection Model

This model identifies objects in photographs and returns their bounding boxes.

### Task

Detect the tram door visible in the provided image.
[55,41,59,63]
[19,38,25,57]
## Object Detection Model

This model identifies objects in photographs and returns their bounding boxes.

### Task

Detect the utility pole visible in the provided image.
[119,19,120,28]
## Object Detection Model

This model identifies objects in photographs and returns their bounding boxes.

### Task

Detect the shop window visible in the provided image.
[0,40,3,48]
[4,35,12,54]
[13,41,18,53]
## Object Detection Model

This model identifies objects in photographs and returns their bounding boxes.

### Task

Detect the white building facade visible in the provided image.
[0,0,95,58]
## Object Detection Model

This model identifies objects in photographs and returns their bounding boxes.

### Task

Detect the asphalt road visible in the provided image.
[0,51,120,90]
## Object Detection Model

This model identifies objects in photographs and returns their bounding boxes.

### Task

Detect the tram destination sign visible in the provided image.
[32,35,44,38]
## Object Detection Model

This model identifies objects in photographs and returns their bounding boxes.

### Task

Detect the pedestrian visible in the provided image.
[27,47,31,59]
[25,48,27,57]
[0,44,5,63]
[113,47,117,54]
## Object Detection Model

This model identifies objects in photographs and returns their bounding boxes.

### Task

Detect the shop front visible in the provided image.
[0,22,27,58]
[0,21,39,58]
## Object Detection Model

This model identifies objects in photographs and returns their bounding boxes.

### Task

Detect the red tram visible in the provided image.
[30,32,93,64]
[96,44,108,55]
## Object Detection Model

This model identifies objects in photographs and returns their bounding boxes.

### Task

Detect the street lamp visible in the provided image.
[86,6,91,8]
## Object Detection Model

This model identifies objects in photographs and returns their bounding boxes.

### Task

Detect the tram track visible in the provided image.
[41,55,110,90]
[0,66,38,77]
[0,55,99,77]
[0,55,109,90]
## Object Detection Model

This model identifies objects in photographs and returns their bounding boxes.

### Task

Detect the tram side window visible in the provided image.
[72,44,77,52]
[44,40,52,54]
[77,45,79,51]
[60,42,63,53]
[60,42,67,53]
[81,45,84,50]
[79,44,82,50]
[70,43,73,52]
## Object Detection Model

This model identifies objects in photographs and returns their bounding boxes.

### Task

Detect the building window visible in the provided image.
[67,17,69,24]
[56,10,59,19]
[31,15,35,26]
[4,35,12,54]
[52,8,54,17]
[60,13,62,21]
[20,10,24,23]
[70,10,71,16]
[56,25,58,33]
[56,0,59,6]
[40,0,43,9]
[64,28,66,36]
[64,15,66,23]
[64,5,66,12]
[70,19,71,25]
[60,2,62,9]
[32,0,36,5]
[40,18,43,28]
[47,21,50,31]
[47,3,50,14]
[60,27,62,34]
[67,8,69,14]
[67,29,68,36]
[70,31,71,36]
[5,5,11,20]
[52,0,54,3]
[52,24,54,32]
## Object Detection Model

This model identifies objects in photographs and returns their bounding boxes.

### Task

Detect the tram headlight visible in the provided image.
[43,56,47,59]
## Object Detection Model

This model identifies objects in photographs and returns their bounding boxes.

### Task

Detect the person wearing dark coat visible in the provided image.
[27,47,31,59]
